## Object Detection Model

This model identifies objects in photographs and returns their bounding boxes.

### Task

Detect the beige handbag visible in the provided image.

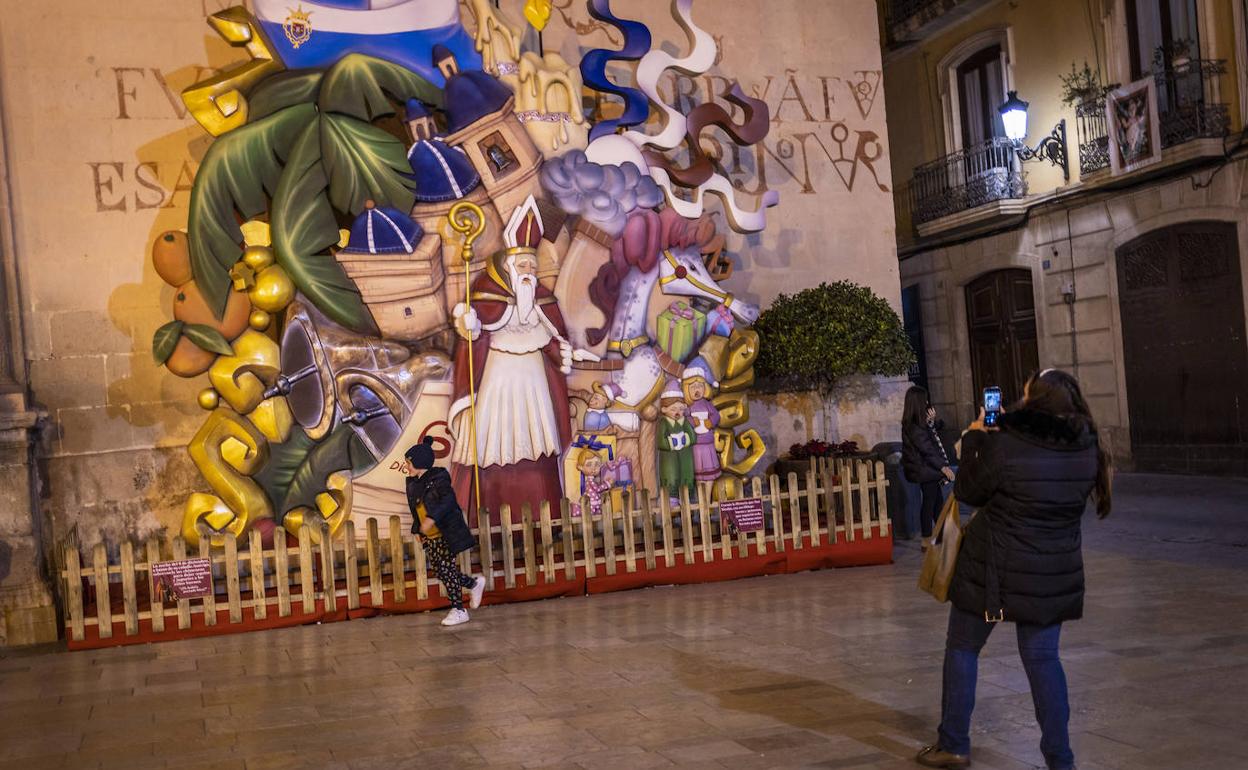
[918,492,965,602]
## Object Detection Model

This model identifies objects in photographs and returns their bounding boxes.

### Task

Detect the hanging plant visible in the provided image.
[1059,61,1103,107]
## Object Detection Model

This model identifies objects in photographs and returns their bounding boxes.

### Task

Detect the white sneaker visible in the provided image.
[440,608,469,626]
[468,576,487,609]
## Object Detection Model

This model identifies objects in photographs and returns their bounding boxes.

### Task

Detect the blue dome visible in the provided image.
[407,139,481,203]
[443,70,513,133]
[341,202,424,255]
[405,98,430,121]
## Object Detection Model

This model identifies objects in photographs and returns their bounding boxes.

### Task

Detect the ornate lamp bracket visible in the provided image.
[1013,119,1070,183]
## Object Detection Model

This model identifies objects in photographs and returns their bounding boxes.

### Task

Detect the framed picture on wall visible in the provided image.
[1106,77,1163,175]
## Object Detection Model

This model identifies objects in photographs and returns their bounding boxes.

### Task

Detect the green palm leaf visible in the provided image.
[320,113,416,214]
[271,118,379,335]
[188,103,315,315]
[254,427,319,511]
[249,70,323,121]
[318,53,443,121]
[278,424,373,515]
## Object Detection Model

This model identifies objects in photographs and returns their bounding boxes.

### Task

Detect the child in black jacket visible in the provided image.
[402,437,486,626]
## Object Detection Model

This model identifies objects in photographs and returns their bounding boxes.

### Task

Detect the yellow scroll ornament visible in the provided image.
[283,471,353,544]
[181,6,286,136]
[183,408,273,547]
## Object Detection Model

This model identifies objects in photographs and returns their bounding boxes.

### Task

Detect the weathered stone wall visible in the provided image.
[0,0,900,553]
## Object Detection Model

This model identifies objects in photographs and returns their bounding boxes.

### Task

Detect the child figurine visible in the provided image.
[402,437,486,626]
[658,381,697,503]
[583,385,613,433]
[577,382,619,434]
[572,448,612,517]
[682,366,722,484]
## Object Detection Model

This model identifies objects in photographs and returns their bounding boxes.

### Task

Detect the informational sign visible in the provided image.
[721,498,765,533]
[151,558,213,600]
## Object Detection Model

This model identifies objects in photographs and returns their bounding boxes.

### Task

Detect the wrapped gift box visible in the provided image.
[656,301,707,363]
[706,303,735,338]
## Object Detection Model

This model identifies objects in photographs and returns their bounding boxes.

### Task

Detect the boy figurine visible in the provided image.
[402,436,486,626]
[657,382,697,503]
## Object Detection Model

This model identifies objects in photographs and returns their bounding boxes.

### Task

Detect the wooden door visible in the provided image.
[1116,221,1248,474]
[966,269,1039,408]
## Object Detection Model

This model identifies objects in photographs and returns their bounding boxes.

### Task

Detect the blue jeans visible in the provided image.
[938,606,1075,770]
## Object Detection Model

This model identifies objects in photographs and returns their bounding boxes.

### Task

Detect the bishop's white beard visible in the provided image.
[512,271,538,323]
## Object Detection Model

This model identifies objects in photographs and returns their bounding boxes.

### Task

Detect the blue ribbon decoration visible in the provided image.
[580,0,653,141]
[571,434,615,494]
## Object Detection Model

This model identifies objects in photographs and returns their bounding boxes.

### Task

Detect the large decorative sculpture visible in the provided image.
[153,0,780,546]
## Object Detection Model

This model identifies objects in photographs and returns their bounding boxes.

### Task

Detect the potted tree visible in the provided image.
[753,281,915,478]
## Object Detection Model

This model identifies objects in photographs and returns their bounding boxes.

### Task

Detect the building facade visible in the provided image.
[882,0,1248,474]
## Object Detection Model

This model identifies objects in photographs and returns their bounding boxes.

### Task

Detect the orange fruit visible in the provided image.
[165,336,215,377]
[152,231,193,287]
[173,280,250,340]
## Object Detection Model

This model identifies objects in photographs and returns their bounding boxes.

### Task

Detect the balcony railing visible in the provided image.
[1077,59,1229,175]
[909,137,1026,225]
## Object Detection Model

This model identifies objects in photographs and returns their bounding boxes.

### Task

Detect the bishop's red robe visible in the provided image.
[448,269,573,526]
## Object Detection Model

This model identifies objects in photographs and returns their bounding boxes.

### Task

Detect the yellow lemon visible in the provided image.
[249,266,295,313]
[242,245,275,272]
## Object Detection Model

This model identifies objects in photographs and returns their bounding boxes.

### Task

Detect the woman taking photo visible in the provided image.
[901,386,955,539]
[916,369,1112,770]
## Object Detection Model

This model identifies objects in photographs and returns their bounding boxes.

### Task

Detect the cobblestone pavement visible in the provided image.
[1,473,1245,769]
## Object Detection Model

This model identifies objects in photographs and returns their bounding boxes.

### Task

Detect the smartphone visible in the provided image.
[983,386,1002,428]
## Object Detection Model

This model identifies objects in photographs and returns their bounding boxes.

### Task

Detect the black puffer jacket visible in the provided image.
[406,467,476,554]
[902,420,949,483]
[949,408,1099,626]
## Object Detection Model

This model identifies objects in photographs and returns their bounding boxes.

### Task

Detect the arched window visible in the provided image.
[937,28,1014,154]
[955,44,1006,148]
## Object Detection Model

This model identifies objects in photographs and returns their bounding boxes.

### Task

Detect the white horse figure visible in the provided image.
[602,244,759,408]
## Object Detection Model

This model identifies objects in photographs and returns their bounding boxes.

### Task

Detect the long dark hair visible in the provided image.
[1025,369,1113,518]
[902,385,930,428]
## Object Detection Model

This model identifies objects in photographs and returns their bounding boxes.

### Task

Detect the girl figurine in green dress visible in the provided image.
[658,381,697,503]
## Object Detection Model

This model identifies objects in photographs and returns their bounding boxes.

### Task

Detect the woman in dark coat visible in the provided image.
[901,386,955,538]
[917,369,1112,770]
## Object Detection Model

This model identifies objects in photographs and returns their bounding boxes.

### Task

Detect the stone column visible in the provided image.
[0,51,57,646]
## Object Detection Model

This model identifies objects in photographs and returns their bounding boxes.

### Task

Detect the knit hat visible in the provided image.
[660,379,685,408]
[592,381,622,401]
[684,356,719,387]
[404,436,436,470]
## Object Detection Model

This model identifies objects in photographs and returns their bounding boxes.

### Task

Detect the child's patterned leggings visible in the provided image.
[423,537,475,611]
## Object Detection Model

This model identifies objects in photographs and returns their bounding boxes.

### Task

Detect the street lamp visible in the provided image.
[998,90,1070,183]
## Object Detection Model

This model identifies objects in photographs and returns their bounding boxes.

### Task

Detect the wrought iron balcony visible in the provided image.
[908,137,1026,225]
[1076,59,1229,176]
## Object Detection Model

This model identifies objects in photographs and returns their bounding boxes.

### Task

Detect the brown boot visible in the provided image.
[915,745,970,768]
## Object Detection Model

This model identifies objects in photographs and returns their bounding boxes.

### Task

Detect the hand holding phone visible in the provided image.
[983,386,1003,428]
